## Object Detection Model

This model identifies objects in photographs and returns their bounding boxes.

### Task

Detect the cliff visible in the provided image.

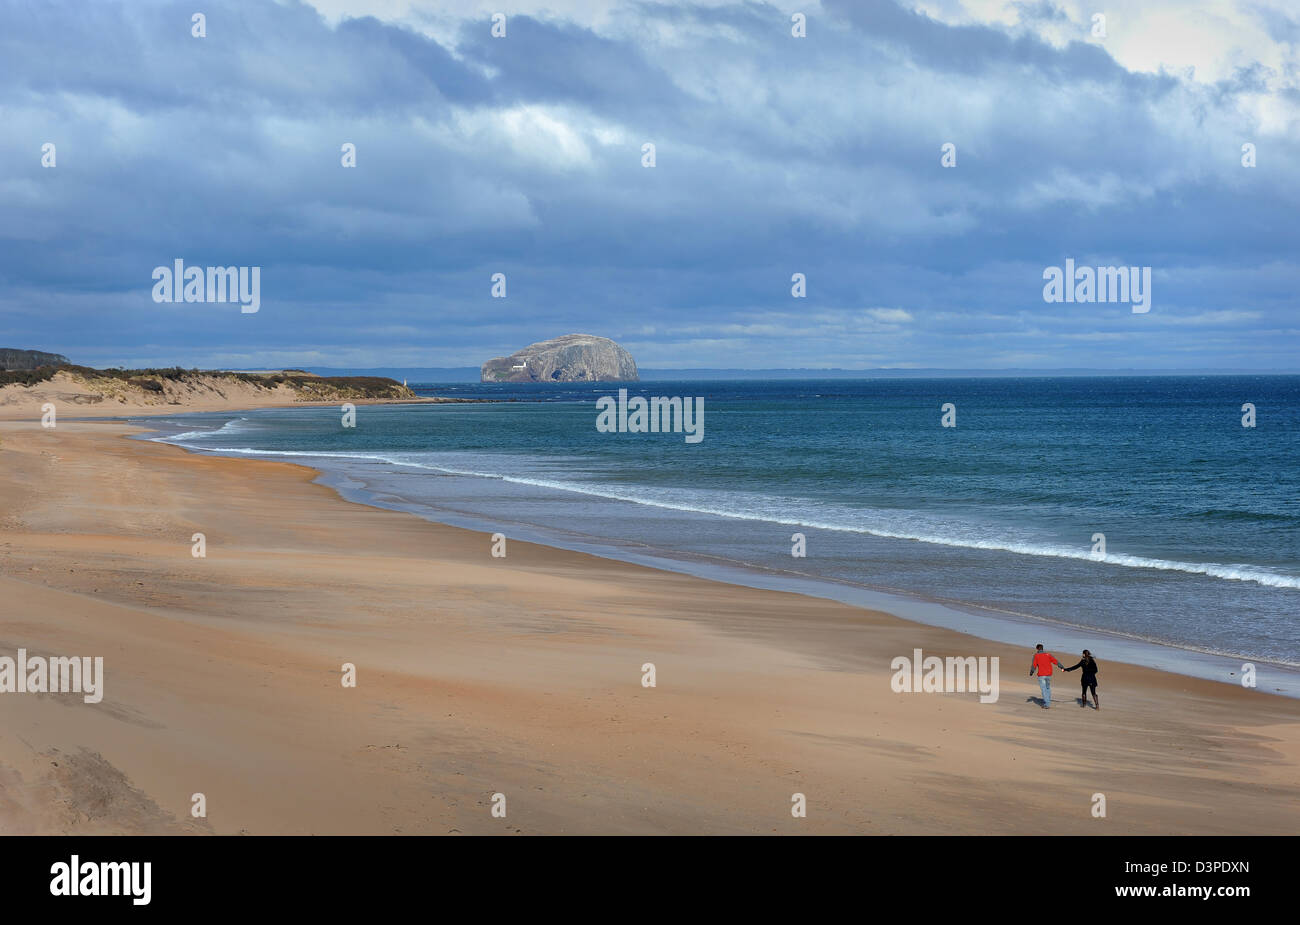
[481,334,638,382]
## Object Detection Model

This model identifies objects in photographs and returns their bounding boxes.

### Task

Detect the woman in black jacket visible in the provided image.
[1063,650,1099,709]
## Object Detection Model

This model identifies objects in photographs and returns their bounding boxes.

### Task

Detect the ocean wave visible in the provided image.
[151,417,251,442]
[161,441,1300,590]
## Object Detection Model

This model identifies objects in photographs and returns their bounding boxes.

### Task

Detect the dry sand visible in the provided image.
[0,419,1296,834]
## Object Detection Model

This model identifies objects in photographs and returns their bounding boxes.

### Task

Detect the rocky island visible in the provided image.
[481,334,638,382]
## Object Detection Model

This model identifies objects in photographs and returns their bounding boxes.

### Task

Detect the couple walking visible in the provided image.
[1029,644,1099,709]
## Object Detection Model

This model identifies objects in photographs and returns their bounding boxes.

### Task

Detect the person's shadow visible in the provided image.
[1025,696,1049,709]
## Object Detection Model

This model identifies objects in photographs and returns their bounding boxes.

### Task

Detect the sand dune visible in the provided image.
[0,369,424,421]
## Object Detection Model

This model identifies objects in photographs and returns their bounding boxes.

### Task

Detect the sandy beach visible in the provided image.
[0,417,1297,835]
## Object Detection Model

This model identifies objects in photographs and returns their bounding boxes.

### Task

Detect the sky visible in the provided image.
[1,0,1297,370]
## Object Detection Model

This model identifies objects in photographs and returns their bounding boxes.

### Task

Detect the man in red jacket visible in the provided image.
[1029,644,1061,709]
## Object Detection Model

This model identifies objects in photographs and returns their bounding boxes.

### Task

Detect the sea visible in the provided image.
[136,376,1300,694]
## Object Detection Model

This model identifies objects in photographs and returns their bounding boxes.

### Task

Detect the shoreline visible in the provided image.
[1,418,1297,834]
[0,394,475,423]
[137,407,1300,696]
[313,466,1300,695]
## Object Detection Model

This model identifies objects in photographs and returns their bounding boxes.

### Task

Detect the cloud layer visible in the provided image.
[1,0,1297,369]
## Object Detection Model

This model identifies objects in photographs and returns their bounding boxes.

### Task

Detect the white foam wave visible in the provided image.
[152,417,251,442]
[161,442,1300,590]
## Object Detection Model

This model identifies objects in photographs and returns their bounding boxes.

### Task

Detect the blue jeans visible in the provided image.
[1038,675,1052,707]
